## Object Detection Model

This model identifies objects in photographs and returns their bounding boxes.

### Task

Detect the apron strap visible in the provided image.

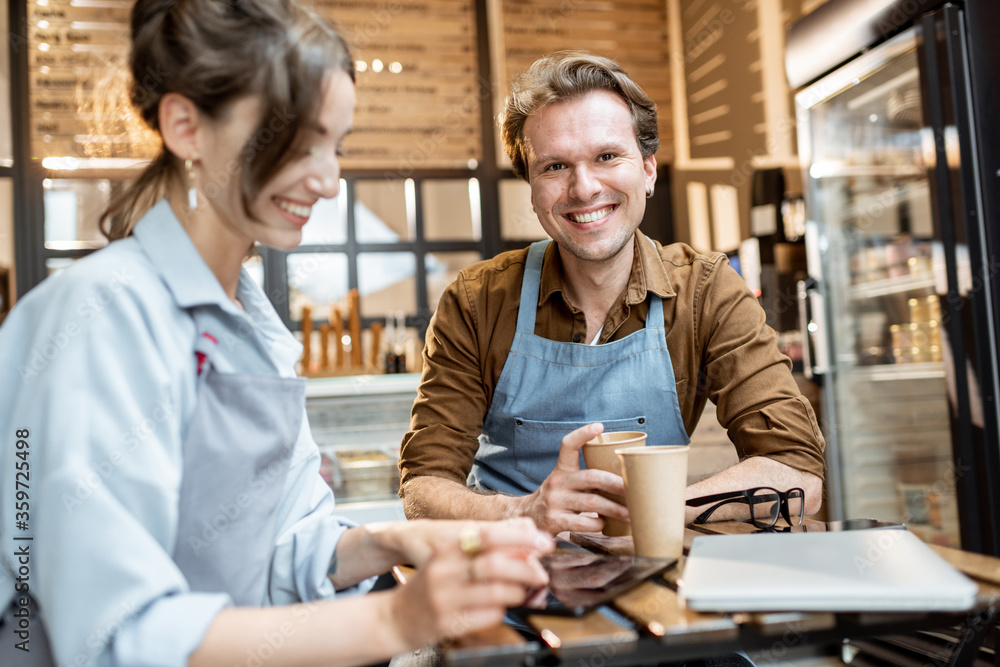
[643,236,664,328]
[518,237,665,334]
[645,290,663,328]
[515,240,550,335]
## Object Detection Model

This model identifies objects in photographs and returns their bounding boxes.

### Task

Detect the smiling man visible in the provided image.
[398,52,826,536]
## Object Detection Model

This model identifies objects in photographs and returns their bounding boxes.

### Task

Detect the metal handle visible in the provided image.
[797,279,814,380]
[797,277,827,379]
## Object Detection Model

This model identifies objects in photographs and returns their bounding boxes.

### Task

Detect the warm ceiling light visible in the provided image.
[42,157,80,170]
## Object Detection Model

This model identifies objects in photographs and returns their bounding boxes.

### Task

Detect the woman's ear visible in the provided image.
[158,92,201,161]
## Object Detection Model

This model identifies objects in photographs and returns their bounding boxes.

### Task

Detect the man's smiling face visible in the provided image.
[524,89,656,264]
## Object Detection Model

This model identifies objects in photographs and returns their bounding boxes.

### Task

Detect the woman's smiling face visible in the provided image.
[198,70,356,251]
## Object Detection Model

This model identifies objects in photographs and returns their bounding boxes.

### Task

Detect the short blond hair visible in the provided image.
[500,51,658,180]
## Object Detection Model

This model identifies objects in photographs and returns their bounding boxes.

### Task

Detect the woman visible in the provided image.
[0,0,552,665]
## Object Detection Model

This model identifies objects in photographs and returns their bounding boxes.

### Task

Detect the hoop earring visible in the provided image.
[646,187,654,199]
[186,159,199,210]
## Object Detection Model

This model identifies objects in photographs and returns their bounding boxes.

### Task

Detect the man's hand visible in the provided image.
[518,423,629,535]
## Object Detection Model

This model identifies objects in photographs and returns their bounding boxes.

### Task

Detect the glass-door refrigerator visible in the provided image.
[787,0,1000,555]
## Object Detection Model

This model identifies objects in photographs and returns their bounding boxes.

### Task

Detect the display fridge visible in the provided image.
[786,0,1000,555]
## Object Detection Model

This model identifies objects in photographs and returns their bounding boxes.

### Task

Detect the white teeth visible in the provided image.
[275,198,312,218]
[568,206,613,224]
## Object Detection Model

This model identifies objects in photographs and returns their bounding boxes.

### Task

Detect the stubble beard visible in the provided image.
[556,220,639,264]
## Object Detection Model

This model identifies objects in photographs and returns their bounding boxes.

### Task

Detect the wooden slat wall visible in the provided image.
[679,0,764,162]
[676,0,811,162]
[496,0,674,166]
[26,0,676,169]
[26,0,483,169]
[315,1,482,170]
[669,0,813,250]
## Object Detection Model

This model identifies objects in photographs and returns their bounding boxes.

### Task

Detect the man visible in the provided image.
[399,52,825,536]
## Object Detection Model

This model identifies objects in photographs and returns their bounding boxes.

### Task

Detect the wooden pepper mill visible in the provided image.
[300,304,313,374]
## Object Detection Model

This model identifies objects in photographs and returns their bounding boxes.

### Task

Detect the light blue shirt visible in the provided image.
[0,199,370,667]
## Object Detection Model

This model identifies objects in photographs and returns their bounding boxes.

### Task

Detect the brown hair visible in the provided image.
[101,0,354,240]
[500,51,658,181]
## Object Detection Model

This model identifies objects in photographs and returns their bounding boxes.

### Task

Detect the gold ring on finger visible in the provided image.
[459,524,483,557]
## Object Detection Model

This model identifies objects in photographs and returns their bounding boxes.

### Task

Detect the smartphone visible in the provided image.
[508,551,676,617]
[789,518,906,532]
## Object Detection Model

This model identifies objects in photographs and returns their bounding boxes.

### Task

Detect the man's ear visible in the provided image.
[158,92,201,161]
[643,154,657,193]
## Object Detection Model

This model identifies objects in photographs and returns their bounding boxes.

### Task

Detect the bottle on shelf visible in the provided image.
[383,311,408,374]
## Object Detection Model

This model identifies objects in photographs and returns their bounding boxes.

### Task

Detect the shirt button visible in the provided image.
[573,333,583,343]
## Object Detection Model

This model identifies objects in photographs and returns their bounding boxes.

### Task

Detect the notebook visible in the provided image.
[680,529,978,612]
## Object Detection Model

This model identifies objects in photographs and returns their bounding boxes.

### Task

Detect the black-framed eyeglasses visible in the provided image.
[686,487,805,529]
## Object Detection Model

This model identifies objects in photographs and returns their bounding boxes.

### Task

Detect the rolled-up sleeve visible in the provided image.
[695,256,826,479]
[400,273,490,490]
[112,594,230,667]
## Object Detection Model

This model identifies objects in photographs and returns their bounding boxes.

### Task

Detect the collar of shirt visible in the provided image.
[132,199,242,314]
[132,198,303,375]
[537,231,677,310]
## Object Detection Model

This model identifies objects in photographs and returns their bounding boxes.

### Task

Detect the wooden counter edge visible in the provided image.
[612,580,739,644]
[928,543,1000,587]
[525,610,638,658]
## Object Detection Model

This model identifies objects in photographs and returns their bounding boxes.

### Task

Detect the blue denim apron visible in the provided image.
[469,239,690,495]
[170,316,305,606]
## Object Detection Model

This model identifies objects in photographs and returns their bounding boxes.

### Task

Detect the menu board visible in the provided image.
[27,0,482,170]
[28,0,149,162]
[496,0,673,165]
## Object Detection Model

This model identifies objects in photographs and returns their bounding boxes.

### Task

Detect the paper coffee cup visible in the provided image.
[616,445,690,558]
[583,431,645,536]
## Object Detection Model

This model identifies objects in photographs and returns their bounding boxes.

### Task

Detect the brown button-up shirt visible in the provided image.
[399,232,826,491]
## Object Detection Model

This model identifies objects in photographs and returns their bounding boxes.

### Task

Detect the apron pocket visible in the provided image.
[513,416,647,485]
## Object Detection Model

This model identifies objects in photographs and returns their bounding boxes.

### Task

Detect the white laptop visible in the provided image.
[680,529,978,612]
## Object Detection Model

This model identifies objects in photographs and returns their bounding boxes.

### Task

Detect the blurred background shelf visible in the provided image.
[847,274,937,300]
[308,374,419,523]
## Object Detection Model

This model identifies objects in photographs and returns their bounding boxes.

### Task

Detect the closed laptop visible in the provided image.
[680,530,978,612]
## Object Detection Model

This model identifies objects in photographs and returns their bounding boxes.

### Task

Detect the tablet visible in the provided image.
[509,551,676,616]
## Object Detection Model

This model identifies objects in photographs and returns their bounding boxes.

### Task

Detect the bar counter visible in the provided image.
[394,521,1000,667]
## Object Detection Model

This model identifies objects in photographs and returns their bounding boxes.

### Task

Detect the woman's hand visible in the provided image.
[194,519,553,667]
[330,515,554,592]
[377,516,554,569]
[383,518,554,648]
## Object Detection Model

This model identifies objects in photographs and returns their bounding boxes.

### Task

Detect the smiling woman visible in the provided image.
[0,0,554,666]
[100,0,356,302]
